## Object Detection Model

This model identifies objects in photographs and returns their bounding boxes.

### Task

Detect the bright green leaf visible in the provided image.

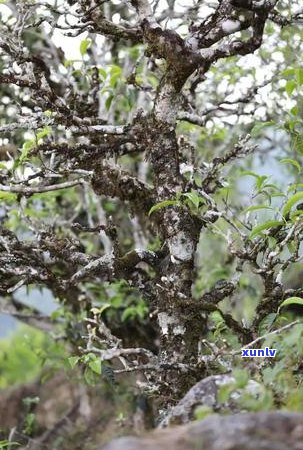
[282,191,303,217]
[233,368,249,389]
[295,68,303,85]
[290,106,298,116]
[105,94,114,110]
[288,183,303,193]
[217,383,236,403]
[68,356,80,369]
[194,405,213,420]
[250,121,274,137]
[182,191,201,209]
[0,441,20,449]
[279,158,301,173]
[80,38,91,56]
[148,200,179,216]
[285,80,296,96]
[281,68,295,77]
[36,126,51,141]
[110,65,122,76]
[292,133,303,154]
[278,297,303,313]
[110,73,121,88]
[91,304,111,315]
[249,220,283,239]
[243,205,274,214]
[0,191,17,202]
[98,68,107,79]
[88,358,102,375]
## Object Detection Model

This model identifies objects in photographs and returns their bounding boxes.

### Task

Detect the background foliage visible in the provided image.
[1,0,303,447]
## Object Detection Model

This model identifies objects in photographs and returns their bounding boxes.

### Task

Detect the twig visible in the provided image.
[0,179,84,194]
[231,320,302,355]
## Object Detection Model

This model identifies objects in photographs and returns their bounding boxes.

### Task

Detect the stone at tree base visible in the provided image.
[159,374,262,427]
[100,411,303,450]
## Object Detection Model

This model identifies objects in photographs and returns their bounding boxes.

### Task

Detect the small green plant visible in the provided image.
[0,441,20,449]
[0,326,65,388]
[148,190,205,216]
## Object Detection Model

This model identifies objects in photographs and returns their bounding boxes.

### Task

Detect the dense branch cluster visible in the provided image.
[1,0,303,414]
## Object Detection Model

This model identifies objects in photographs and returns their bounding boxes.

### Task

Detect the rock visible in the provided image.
[159,374,261,427]
[100,411,303,450]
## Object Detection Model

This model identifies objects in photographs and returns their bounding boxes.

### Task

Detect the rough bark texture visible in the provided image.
[1,0,300,424]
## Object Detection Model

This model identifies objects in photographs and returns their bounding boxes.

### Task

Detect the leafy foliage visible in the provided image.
[1,1,303,447]
[0,326,65,388]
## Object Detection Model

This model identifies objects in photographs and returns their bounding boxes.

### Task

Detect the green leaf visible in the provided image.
[182,191,201,209]
[240,172,273,193]
[148,199,178,216]
[289,209,303,221]
[279,158,301,173]
[233,368,249,389]
[20,139,34,163]
[84,367,97,385]
[249,220,283,239]
[64,59,74,68]
[90,304,111,315]
[278,297,303,313]
[284,119,300,132]
[288,183,303,193]
[88,358,102,375]
[105,94,114,111]
[240,170,260,179]
[282,191,303,217]
[50,308,64,320]
[292,133,303,154]
[110,65,122,76]
[243,205,274,214]
[68,356,80,369]
[282,68,295,77]
[285,80,296,97]
[44,110,53,117]
[36,126,51,141]
[258,313,277,334]
[290,106,298,116]
[217,383,236,403]
[255,175,268,191]
[0,441,20,449]
[194,405,213,420]
[98,68,107,79]
[80,38,91,56]
[110,73,122,88]
[250,121,274,137]
[295,68,303,85]
[0,191,17,202]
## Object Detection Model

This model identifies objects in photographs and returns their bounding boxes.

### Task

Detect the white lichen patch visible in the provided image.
[158,312,185,336]
[221,19,241,34]
[148,21,161,30]
[168,231,194,262]
[134,248,156,259]
[200,48,215,59]
[186,36,199,51]
[173,325,186,335]
[179,163,194,175]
